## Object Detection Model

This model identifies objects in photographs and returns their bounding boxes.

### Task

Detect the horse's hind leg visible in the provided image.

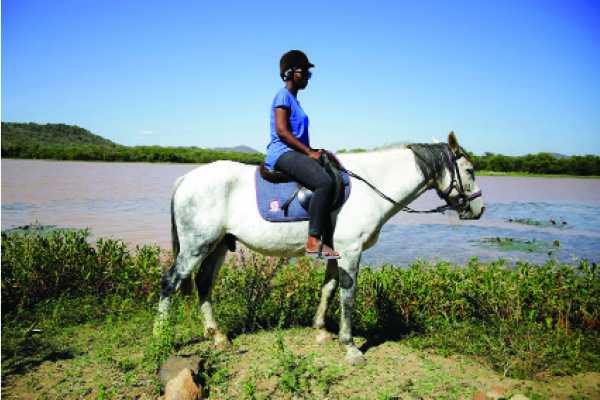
[313,259,339,343]
[154,243,209,336]
[195,240,229,347]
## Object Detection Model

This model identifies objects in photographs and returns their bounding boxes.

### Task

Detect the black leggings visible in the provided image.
[275,151,335,241]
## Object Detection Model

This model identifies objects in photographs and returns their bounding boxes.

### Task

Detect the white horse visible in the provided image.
[155,132,484,364]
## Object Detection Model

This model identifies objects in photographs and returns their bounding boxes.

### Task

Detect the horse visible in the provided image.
[154,132,484,364]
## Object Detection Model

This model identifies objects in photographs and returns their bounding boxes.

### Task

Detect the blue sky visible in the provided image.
[2,0,599,155]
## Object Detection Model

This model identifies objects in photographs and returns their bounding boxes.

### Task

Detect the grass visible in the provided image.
[2,230,600,398]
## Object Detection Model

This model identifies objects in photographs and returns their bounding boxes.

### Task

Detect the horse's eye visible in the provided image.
[466,168,475,178]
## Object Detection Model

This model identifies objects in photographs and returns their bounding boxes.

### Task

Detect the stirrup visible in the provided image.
[305,243,341,260]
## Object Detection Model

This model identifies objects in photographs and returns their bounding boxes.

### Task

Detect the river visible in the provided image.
[2,159,600,266]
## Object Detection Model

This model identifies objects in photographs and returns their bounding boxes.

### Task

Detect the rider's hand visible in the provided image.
[308,150,322,161]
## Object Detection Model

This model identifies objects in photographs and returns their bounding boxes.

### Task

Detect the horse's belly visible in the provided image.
[227,176,309,256]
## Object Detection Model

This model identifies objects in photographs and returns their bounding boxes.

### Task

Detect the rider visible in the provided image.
[265,50,340,259]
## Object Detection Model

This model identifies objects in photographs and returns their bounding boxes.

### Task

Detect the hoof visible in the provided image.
[345,346,366,365]
[315,330,334,344]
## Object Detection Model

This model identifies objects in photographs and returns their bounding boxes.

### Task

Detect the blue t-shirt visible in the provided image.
[265,87,310,170]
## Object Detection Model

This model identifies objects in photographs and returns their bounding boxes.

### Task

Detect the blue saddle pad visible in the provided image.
[255,168,351,222]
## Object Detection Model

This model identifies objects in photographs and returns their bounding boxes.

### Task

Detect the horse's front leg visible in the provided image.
[313,259,339,344]
[338,250,365,365]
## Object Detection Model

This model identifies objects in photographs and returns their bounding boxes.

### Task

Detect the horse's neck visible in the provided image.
[341,148,429,220]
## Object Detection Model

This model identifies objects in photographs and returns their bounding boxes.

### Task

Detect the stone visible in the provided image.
[533,371,550,381]
[486,385,508,399]
[472,391,487,400]
[163,368,202,400]
[509,395,530,400]
[159,355,203,385]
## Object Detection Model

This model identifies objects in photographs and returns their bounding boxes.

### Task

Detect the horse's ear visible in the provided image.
[448,131,459,151]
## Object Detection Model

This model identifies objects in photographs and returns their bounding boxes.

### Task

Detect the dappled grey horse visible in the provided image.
[154,132,484,364]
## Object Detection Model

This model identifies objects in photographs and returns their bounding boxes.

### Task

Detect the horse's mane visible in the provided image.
[406,143,451,181]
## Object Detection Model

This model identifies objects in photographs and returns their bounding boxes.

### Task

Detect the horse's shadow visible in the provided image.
[322,320,415,354]
[358,330,408,354]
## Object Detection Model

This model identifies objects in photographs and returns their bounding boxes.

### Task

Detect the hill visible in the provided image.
[1,122,118,147]
[1,122,264,165]
[213,145,261,154]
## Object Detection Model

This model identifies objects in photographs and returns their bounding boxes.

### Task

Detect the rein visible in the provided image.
[337,144,481,214]
[338,167,451,214]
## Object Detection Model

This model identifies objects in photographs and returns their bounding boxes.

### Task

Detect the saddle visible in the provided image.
[255,152,351,222]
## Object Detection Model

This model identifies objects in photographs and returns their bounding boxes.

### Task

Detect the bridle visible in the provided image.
[338,144,482,215]
[432,145,482,214]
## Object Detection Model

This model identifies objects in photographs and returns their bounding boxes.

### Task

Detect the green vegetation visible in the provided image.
[473,152,600,177]
[1,122,264,165]
[478,170,600,179]
[479,236,561,253]
[337,144,600,177]
[1,122,117,146]
[505,217,569,228]
[2,229,599,397]
[336,148,368,153]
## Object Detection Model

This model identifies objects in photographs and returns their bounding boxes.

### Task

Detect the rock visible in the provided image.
[486,385,508,399]
[159,355,203,385]
[472,391,487,400]
[510,395,529,400]
[472,386,509,400]
[163,368,202,400]
[533,371,550,381]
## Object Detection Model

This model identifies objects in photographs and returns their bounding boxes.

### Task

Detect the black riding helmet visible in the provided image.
[280,50,315,81]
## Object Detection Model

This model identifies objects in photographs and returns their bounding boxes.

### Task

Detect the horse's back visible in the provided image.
[177,160,254,190]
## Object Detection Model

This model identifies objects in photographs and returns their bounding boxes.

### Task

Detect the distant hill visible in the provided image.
[213,145,261,154]
[1,122,264,165]
[1,122,119,147]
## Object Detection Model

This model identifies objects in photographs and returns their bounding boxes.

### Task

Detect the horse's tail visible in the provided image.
[171,175,185,260]
[171,175,195,295]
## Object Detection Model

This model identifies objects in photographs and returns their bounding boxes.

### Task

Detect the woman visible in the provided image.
[265,50,340,259]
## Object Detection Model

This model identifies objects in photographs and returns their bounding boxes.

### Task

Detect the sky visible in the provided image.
[2,0,599,155]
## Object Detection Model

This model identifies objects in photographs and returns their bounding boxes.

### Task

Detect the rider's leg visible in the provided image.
[274,151,338,255]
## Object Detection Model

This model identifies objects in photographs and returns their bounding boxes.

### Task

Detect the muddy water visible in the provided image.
[2,159,600,265]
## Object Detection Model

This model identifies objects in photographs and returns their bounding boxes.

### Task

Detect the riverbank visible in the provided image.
[2,230,599,398]
[478,170,600,179]
[3,157,600,179]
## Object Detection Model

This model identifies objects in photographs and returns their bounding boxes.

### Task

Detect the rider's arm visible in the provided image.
[275,107,321,160]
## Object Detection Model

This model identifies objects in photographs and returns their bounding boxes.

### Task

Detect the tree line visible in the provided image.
[2,122,599,174]
[338,147,600,176]
[472,152,600,176]
[1,142,265,164]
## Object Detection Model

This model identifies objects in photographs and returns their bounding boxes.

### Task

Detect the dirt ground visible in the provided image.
[3,326,599,399]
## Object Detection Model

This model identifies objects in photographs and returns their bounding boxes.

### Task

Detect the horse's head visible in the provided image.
[433,132,485,220]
